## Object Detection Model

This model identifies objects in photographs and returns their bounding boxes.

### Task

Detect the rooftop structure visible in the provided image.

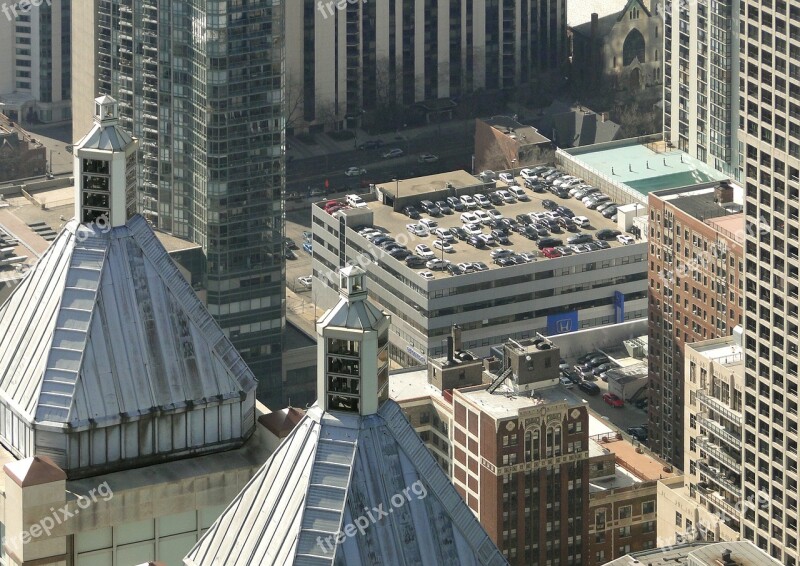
[474,117,554,173]
[184,268,506,566]
[603,540,781,566]
[311,169,648,366]
[0,97,257,478]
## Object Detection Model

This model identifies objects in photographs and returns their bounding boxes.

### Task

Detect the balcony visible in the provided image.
[697,436,741,471]
[697,413,741,449]
[697,392,742,424]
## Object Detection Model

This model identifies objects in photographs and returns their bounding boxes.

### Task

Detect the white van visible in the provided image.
[346,194,368,208]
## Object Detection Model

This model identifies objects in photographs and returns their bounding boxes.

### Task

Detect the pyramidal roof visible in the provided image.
[184,400,507,566]
[0,215,256,431]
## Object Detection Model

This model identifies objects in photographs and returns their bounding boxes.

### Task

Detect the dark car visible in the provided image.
[405,255,426,267]
[499,218,519,231]
[553,188,570,199]
[542,199,558,210]
[358,140,384,150]
[567,233,593,245]
[525,180,546,192]
[578,381,601,395]
[495,257,515,267]
[546,220,563,233]
[537,237,563,249]
[491,230,511,245]
[284,249,298,260]
[467,236,487,248]
[436,200,453,214]
[389,248,411,260]
[627,427,648,442]
[450,226,469,241]
[602,205,618,218]
[403,206,421,219]
[586,356,611,368]
[593,363,615,377]
[488,192,504,205]
[577,350,605,364]
[596,228,622,241]
[419,200,442,216]
[522,226,540,240]
[446,263,463,276]
[556,206,575,218]
[446,196,466,212]
[561,368,580,384]
[516,213,534,225]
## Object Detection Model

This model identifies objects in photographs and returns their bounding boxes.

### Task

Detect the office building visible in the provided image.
[662,0,740,179]
[284,0,567,133]
[0,96,275,566]
[310,171,648,367]
[657,332,744,547]
[183,267,507,566]
[646,184,744,468]
[0,0,71,124]
[740,2,800,563]
[72,0,287,405]
[603,540,780,566]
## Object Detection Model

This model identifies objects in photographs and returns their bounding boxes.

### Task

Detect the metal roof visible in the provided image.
[184,401,508,566]
[0,215,257,431]
[75,119,134,151]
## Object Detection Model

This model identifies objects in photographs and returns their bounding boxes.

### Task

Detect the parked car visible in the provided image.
[297,276,313,288]
[450,226,469,241]
[596,228,622,241]
[345,167,367,177]
[567,233,593,245]
[602,206,619,219]
[479,170,498,181]
[433,239,454,253]
[525,180,547,192]
[302,242,313,254]
[446,196,466,211]
[466,236,487,248]
[419,218,438,230]
[593,363,615,377]
[577,350,605,364]
[460,195,478,209]
[446,263,463,276]
[435,200,452,214]
[491,230,511,245]
[475,210,492,224]
[472,261,489,271]
[488,192,504,205]
[284,237,298,249]
[433,228,455,243]
[617,234,636,245]
[418,153,439,163]
[542,247,562,258]
[419,270,435,280]
[406,223,428,236]
[542,199,558,210]
[496,189,515,203]
[522,226,540,240]
[573,216,590,228]
[490,248,514,260]
[559,376,574,388]
[498,172,517,185]
[578,381,601,395]
[474,193,492,208]
[382,148,404,158]
[426,258,449,271]
[359,140,384,150]
[537,237,563,249]
[458,262,476,273]
[388,248,411,260]
[603,393,624,407]
[403,205,420,219]
[405,255,426,267]
[460,212,479,224]
[463,223,483,236]
[345,194,367,208]
[419,200,441,216]
[414,244,435,259]
[586,196,612,209]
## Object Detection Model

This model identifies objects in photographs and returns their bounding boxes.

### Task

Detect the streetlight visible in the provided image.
[393,178,399,205]
[511,158,517,178]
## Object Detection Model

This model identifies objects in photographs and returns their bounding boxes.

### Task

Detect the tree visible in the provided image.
[284,78,305,134]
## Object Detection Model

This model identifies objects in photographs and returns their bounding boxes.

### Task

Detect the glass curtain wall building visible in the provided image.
[90,0,286,404]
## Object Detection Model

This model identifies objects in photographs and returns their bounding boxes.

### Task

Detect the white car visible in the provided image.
[297,276,313,287]
[418,153,439,163]
[559,376,574,388]
[617,234,636,245]
[509,187,529,201]
[460,212,479,224]
[458,262,475,273]
[463,223,483,236]
[488,209,503,220]
[479,233,495,245]
[460,195,478,209]
[345,194,367,208]
[419,270,435,280]
[573,216,590,228]
[475,210,492,224]
[434,228,455,242]
[498,172,517,185]
[474,193,491,208]
[406,223,428,236]
[552,175,577,187]
[496,189,515,203]
[344,167,366,176]
[419,218,438,229]
[432,240,454,253]
[414,244,435,259]
[519,168,535,180]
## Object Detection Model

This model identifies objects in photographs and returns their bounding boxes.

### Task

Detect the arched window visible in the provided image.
[623,29,646,66]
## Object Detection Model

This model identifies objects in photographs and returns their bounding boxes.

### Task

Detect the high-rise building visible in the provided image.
[0,0,71,124]
[662,0,740,180]
[740,2,800,563]
[72,0,288,405]
[284,0,567,132]
[646,183,744,468]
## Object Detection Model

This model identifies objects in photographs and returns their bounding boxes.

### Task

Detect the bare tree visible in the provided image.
[284,78,305,132]
[317,100,341,132]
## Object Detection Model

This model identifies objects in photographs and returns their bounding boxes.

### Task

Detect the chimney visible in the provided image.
[715,182,734,204]
[591,13,599,38]
[721,549,734,564]
[452,324,463,350]
[600,112,608,122]
[446,336,454,363]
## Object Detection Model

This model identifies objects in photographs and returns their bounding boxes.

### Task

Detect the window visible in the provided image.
[643,500,655,515]
[618,506,632,520]
[676,512,683,526]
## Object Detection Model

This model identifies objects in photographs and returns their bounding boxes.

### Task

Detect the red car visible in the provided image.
[603,393,624,407]
[542,247,562,259]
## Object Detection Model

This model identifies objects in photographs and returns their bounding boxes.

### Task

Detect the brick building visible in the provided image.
[0,120,46,182]
[647,183,744,469]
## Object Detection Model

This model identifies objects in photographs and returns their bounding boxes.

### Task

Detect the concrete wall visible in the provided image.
[548,319,648,360]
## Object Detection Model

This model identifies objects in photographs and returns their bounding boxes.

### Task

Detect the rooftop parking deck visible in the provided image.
[346,171,639,279]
